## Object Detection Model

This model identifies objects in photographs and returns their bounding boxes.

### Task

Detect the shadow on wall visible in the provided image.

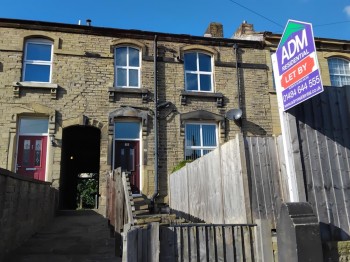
[0,168,59,260]
[243,120,267,136]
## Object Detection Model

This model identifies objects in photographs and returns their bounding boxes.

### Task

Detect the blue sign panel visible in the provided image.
[274,20,324,111]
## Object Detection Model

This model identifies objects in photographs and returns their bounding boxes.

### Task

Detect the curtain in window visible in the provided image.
[328,58,350,87]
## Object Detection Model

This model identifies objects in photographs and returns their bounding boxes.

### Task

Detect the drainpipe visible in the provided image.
[233,43,242,132]
[151,35,159,208]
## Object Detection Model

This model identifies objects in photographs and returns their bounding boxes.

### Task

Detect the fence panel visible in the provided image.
[290,86,350,240]
[169,136,249,225]
[157,224,257,262]
[244,137,284,229]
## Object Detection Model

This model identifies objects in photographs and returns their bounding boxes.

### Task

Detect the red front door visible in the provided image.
[17,136,47,181]
[115,141,140,194]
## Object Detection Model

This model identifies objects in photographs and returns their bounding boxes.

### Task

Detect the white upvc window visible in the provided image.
[22,39,53,83]
[184,52,213,92]
[115,46,141,88]
[185,123,218,160]
[328,57,350,87]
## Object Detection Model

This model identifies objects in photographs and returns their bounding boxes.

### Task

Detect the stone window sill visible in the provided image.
[108,87,149,103]
[180,90,224,107]
[13,82,58,99]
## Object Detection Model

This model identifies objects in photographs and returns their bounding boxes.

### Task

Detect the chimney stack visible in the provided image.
[204,22,224,38]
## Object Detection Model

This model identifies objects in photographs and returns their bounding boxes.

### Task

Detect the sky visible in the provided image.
[0,0,349,41]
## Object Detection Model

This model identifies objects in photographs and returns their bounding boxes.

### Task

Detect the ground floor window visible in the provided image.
[185,123,217,161]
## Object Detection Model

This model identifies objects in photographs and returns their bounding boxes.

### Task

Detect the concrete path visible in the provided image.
[5,210,121,262]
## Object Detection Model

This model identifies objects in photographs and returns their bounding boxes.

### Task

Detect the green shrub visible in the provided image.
[171,160,193,173]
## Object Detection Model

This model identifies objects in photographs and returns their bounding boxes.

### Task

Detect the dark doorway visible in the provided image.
[59,125,100,210]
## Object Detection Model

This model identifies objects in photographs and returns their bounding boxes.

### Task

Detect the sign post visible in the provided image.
[272,20,324,201]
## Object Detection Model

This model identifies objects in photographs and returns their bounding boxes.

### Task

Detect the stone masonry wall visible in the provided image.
[323,241,350,261]
[0,22,275,209]
[0,168,58,259]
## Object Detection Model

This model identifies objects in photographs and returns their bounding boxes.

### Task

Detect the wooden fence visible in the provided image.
[106,168,131,256]
[124,222,258,262]
[169,135,251,225]
[244,136,286,229]
[288,86,350,241]
[169,134,286,231]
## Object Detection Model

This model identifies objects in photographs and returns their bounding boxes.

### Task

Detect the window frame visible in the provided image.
[328,57,350,87]
[18,117,49,136]
[184,122,218,160]
[184,51,214,92]
[114,121,141,141]
[114,46,141,88]
[22,38,53,83]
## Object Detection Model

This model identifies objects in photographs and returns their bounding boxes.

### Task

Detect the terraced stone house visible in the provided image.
[1,18,348,215]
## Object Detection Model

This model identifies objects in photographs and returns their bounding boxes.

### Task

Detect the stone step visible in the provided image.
[133,203,149,210]
[134,214,177,226]
[133,209,150,216]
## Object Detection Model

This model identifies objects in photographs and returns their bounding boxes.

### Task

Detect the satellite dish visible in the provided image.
[226,108,242,121]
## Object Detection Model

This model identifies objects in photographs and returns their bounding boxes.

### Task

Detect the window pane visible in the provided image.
[117,68,127,86]
[20,119,48,134]
[129,69,139,87]
[24,64,50,82]
[129,48,139,67]
[23,140,31,166]
[198,53,211,72]
[341,75,350,86]
[116,47,127,66]
[328,58,350,87]
[26,43,51,61]
[115,122,140,139]
[200,75,212,91]
[184,53,197,71]
[186,73,198,91]
[35,140,42,166]
[128,148,135,171]
[203,149,213,156]
[202,125,217,146]
[185,149,201,161]
[186,124,200,146]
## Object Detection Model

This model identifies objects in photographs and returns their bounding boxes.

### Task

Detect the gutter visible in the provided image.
[233,43,243,132]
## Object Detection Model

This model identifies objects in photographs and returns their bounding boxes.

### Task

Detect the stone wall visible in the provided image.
[0,168,58,259]
[323,241,350,261]
[0,19,275,210]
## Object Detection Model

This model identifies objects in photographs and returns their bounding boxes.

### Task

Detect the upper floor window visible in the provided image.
[328,57,350,87]
[184,52,213,92]
[115,46,141,88]
[185,123,217,160]
[23,39,53,82]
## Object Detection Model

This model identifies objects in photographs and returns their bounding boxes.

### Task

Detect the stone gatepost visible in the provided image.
[277,202,323,262]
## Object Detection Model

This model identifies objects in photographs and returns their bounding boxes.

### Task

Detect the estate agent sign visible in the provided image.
[274,20,324,111]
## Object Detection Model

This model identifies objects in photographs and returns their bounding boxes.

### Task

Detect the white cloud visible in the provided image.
[344,6,350,17]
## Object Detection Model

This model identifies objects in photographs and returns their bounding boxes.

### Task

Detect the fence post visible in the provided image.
[277,202,322,262]
[237,133,252,223]
[148,222,160,262]
[255,219,274,262]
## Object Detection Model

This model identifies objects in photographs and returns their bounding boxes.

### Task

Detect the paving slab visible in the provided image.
[4,210,121,262]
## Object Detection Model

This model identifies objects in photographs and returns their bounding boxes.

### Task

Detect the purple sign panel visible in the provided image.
[275,20,324,111]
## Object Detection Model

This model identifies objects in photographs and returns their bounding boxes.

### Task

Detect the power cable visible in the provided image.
[227,0,284,28]
[227,0,350,31]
